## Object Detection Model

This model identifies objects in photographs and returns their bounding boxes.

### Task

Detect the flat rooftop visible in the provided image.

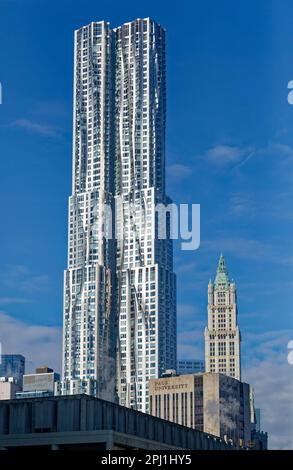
[0,394,235,450]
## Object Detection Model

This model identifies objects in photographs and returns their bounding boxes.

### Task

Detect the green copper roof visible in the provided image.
[214,253,230,289]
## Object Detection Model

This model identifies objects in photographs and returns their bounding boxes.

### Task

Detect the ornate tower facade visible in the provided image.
[204,254,241,381]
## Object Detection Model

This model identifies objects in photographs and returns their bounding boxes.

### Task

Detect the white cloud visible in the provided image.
[201,237,293,268]
[0,311,61,373]
[178,303,197,317]
[167,163,193,181]
[176,262,197,274]
[202,145,255,167]
[243,329,293,449]
[243,329,293,361]
[2,265,50,293]
[265,142,293,159]
[243,356,293,450]
[228,192,258,217]
[197,140,293,172]
[0,297,30,306]
[227,190,293,223]
[30,100,68,118]
[177,328,204,360]
[11,119,61,138]
[20,275,50,293]
[203,237,272,261]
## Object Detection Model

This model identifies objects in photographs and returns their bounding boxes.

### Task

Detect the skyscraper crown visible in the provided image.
[214,253,230,289]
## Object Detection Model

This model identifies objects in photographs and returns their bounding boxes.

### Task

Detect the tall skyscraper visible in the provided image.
[60,18,176,412]
[60,21,117,400]
[114,19,176,413]
[204,255,241,380]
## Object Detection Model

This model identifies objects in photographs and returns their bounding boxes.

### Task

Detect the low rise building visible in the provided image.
[149,372,251,448]
[248,389,268,448]
[0,395,235,450]
[177,359,205,375]
[249,429,268,450]
[16,366,60,399]
[0,378,21,400]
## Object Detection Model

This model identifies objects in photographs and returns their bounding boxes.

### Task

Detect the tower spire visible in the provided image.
[214,253,230,289]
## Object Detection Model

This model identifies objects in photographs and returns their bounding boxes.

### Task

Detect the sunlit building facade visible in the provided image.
[114,19,176,413]
[60,21,117,400]
[204,255,241,380]
[60,18,176,411]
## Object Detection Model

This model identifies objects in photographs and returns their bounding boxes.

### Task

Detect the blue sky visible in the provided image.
[0,0,293,448]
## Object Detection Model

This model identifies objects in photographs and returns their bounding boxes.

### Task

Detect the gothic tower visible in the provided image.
[205,254,241,380]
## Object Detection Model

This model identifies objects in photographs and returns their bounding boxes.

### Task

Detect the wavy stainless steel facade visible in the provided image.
[60,18,176,412]
[114,19,176,413]
[60,21,117,400]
